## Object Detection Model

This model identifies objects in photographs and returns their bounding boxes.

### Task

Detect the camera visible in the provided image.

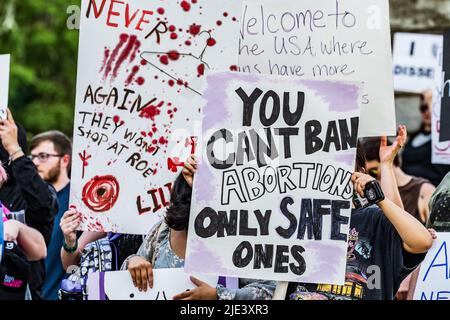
[352,180,385,209]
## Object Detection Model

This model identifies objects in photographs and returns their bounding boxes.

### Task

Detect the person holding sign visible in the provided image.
[122,156,276,300]
[286,137,433,300]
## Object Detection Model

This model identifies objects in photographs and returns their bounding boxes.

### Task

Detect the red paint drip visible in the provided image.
[230,65,238,71]
[189,24,201,36]
[169,25,176,32]
[185,40,192,46]
[168,79,175,86]
[125,65,140,86]
[160,55,169,65]
[100,48,110,73]
[207,38,216,46]
[216,20,222,26]
[113,115,120,123]
[136,77,145,85]
[180,1,191,11]
[103,34,129,79]
[112,35,137,79]
[139,101,164,121]
[129,40,141,63]
[140,59,148,66]
[170,32,178,40]
[157,7,165,15]
[197,63,205,77]
[167,50,180,61]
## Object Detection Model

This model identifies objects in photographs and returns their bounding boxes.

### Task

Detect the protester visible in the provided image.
[122,155,276,300]
[427,172,450,232]
[286,136,433,300]
[29,131,72,300]
[401,90,450,186]
[362,131,436,225]
[0,108,58,300]
[1,160,47,300]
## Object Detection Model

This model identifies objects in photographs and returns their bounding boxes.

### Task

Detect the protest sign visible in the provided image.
[429,34,450,165]
[0,54,10,120]
[439,30,450,143]
[71,0,242,234]
[185,71,362,284]
[238,0,395,137]
[87,269,218,300]
[393,33,443,94]
[413,233,450,300]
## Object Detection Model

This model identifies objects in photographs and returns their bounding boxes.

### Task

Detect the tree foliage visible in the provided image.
[0,0,81,138]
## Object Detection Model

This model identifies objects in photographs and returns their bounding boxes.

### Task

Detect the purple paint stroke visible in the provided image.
[292,242,347,285]
[300,80,360,113]
[196,72,260,203]
[185,239,230,275]
[333,152,356,167]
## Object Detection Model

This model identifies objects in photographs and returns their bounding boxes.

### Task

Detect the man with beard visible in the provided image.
[29,131,72,300]
[0,109,58,300]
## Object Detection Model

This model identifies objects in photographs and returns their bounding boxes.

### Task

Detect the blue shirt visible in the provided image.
[42,183,70,300]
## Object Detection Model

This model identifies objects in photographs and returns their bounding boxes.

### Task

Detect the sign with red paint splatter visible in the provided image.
[238,0,396,138]
[0,54,10,120]
[71,0,242,234]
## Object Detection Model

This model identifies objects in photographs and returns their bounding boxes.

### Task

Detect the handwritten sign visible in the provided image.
[439,30,450,143]
[71,0,242,234]
[87,269,218,300]
[238,0,395,137]
[414,233,450,300]
[393,33,443,94]
[0,54,10,120]
[185,71,362,284]
[430,34,450,165]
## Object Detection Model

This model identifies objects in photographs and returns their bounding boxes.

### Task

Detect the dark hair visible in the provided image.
[165,174,192,231]
[361,137,401,167]
[356,141,367,173]
[30,131,72,173]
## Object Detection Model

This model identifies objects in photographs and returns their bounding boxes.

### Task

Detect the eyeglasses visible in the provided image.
[29,153,63,163]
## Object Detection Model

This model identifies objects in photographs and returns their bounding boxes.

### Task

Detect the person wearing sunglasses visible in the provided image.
[401,89,450,187]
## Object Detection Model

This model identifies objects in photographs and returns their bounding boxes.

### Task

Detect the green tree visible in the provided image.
[0,0,81,138]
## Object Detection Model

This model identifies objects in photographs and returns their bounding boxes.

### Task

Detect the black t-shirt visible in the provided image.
[286,206,426,300]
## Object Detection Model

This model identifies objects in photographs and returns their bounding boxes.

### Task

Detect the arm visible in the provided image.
[353,173,433,254]
[379,125,407,209]
[173,277,276,300]
[418,183,435,225]
[60,209,106,270]
[3,220,47,261]
[0,109,58,244]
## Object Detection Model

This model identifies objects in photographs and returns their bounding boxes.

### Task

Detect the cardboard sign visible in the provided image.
[414,233,450,300]
[87,269,218,300]
[0,54,10,120]
[185,71,362,284]
[439,30,450,142]
[238,0,395,137]
[393,33,443,94]
[71,0,242,234]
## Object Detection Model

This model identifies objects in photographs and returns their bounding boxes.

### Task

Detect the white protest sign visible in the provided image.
[393,33,443,94]
[87,269,218,300]
[414,233,450,300]
[71,0,242,234]
[185,71,362,284]
[238,0,395,137]
[0,54,10,120]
